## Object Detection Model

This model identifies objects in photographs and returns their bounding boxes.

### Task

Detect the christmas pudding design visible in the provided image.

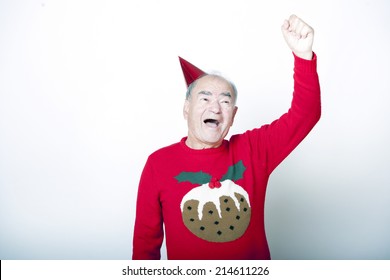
[175,161,251,242]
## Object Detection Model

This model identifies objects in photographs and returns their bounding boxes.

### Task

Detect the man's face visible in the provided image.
[183,75,238,149]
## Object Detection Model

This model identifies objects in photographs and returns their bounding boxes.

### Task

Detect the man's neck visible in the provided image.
[185,137,222,150]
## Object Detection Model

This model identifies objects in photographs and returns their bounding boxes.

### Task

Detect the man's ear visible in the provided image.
[183,99,190,120]
[231,106,238,126]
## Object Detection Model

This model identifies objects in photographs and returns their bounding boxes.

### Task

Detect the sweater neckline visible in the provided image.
[180,137,228,155]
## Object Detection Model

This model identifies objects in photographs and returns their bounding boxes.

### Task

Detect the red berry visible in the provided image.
[208,177,221,188]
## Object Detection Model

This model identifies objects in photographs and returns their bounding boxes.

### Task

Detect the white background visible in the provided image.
[0,0,389,259]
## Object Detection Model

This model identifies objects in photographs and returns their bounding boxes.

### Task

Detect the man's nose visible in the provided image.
[208,100,221,114]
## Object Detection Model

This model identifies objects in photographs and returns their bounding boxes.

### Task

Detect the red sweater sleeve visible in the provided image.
[249,53,321,174]
[132,157,164,259]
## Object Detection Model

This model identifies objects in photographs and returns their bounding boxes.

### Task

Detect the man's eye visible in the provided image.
[201,98,209,102]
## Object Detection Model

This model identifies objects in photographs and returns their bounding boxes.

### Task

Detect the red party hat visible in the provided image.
[179,56,206,87]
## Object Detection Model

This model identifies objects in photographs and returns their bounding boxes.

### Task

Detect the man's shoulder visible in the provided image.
[148,139,183,159]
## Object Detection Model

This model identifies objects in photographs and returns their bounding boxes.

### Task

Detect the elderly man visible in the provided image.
[133,15,321,260]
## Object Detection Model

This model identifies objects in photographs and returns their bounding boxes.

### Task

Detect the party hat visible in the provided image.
[179,56,206,87]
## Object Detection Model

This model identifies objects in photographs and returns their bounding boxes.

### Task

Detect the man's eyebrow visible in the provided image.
[220,92,232,98]
[197,91,232,98]
[198,91,212,96]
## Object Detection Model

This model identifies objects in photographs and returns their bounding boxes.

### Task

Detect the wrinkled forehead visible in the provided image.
[193,75,234,95]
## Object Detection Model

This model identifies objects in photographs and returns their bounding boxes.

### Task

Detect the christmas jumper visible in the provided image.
[133,53,321,260]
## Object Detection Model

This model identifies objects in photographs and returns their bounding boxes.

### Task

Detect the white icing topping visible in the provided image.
[180,180,250,220]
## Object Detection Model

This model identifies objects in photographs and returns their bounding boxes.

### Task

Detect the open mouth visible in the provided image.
[204,119,220,128]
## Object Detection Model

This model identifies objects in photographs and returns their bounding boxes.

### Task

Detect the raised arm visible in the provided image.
[246,15,321,174]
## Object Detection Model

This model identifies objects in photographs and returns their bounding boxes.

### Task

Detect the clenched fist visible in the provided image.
[281,15,314,60]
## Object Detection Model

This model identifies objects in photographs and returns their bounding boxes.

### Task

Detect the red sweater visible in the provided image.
[133,54,321,260]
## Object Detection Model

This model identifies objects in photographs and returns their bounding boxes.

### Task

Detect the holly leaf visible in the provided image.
[221,160,246,181]
[175,171,212,185]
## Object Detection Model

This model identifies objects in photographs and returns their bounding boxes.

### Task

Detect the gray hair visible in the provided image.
[185,74,238,105]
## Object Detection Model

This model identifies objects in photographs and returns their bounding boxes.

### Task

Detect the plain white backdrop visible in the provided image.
[1,0,389,259]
